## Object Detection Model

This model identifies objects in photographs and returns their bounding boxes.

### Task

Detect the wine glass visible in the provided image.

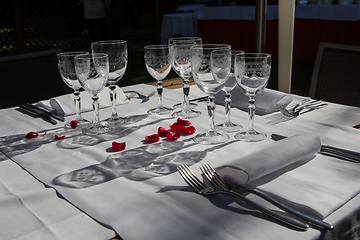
[191,44,231,145]
[215,50,245,133]
[74,53,111,135]
[169,37,202,119]
[144,45,173,115]
[91,40,128,125]
[234,53,271,142]
[57,51,91,128]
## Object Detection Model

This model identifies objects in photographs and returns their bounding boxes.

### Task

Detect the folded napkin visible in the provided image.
[38,86,129,116]
[215,86,293,114]
[217,134,321,185]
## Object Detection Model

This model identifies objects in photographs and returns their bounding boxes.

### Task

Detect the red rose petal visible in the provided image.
[177,118,191,126]
[26,131,39,139]
[170,122,182,131]
[158,127,171,137]
[181,125,196,134]
[145,134,160,143]
[167,132,180,141]
[54,135,66,140]
[70,120,80,129]
[112,141,126,151]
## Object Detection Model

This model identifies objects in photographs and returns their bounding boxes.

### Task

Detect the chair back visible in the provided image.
[310,42,360,107]
[0,49,68,109]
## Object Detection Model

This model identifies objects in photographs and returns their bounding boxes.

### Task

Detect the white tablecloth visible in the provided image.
[1,84,360,240]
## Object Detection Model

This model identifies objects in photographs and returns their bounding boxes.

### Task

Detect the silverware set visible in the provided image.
[177,163,334,231]
[124,90,156,103]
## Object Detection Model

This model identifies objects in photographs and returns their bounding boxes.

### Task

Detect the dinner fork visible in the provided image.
[177,164,309,230]
[277,102,327,119]
[200,163,334,230]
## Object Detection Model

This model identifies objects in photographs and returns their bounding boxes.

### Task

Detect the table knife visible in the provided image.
[19,103,58,125]
[271,134,360,163]
[20,103,64,121]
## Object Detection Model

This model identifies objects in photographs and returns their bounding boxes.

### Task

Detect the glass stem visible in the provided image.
[157,80,164,108]
[225,92,231,124]
[92,95,100,125]
[207,96,216,132]
[182,77,190,110]
[109,84,118,118]
[248,95,256,132]
[74,89,81,121]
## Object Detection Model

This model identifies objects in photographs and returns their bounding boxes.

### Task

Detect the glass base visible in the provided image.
[82,123,113,135]
[171,108,201,119]
[215,122,243,133]
[194,130,230,145]
[101,116,130,126]
[234,130,267,142]
[173,102,197,110]
[147,105,173,115]
[64,118,91,129]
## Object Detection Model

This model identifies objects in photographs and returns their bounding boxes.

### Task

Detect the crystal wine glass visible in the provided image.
[57,51,90,128]
[215,50,245,133]
[191,44,231,145]
[74,53,110,135]
[91,40,128,125]
[234,53,271,142]
[144,45,173,115]
[169,37,202,119]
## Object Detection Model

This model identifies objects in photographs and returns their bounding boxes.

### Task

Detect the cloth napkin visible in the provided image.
[217,134,321,185]
[215,86,293,114]
[38,86,129,116]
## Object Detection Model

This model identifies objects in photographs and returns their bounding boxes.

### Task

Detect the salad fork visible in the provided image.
[200,163,334,230]
[277,102,327,119]
[177,164,309,230]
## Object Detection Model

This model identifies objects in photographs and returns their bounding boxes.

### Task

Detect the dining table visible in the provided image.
[0,79,360,240]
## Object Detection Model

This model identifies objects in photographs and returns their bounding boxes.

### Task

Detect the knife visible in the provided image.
[271,134,360,163]
[19,103,60,125]
[20,103,64,122]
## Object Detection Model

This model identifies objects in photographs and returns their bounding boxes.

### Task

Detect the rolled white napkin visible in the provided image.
[215,86,293,114]
[217,134,321,184]
[38,86,129,116]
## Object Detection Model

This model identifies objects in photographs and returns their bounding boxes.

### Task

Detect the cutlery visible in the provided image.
[277,102,328,119]
[123,90,147,99]
[271,134,360,163]
[200,163,333,230]
[177,164,310,231]
[19,103,60,125]
[140,90,156,103]
[22,103,65,121]
[189,96,208,102]
[291,99,323,112]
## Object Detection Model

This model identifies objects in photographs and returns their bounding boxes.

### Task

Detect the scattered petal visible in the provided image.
[177,118,191,126]
[167,132,180,141]
[145,134,160,143]
[170,122,182,131]
[112,141,126,151]
[158,127,171,137]
[43,132,47,136]
[181,125,196,134]
[54,135,66,140]
[26,132,39,139]
[70,120,80,129]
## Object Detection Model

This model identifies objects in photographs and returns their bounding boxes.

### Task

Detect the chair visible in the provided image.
[309,42,360,107]
[0,49,69,109]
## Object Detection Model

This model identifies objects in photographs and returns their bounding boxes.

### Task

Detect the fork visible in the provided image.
[200,163,334,230]
[277,102,327,119]
[177,164,309,230]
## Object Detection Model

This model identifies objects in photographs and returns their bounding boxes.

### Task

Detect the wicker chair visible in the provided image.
[0,49,68,109]
[309,43,360,107]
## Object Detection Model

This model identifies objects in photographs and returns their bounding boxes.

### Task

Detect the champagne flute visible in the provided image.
[169,37,202,119]
[234,53,271,142]
[215,50,244,132]
[74,53,111,135]
[191,44,231,145]
[57,51,91,128]
[144,45,173,115]
[91,40,128,125]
